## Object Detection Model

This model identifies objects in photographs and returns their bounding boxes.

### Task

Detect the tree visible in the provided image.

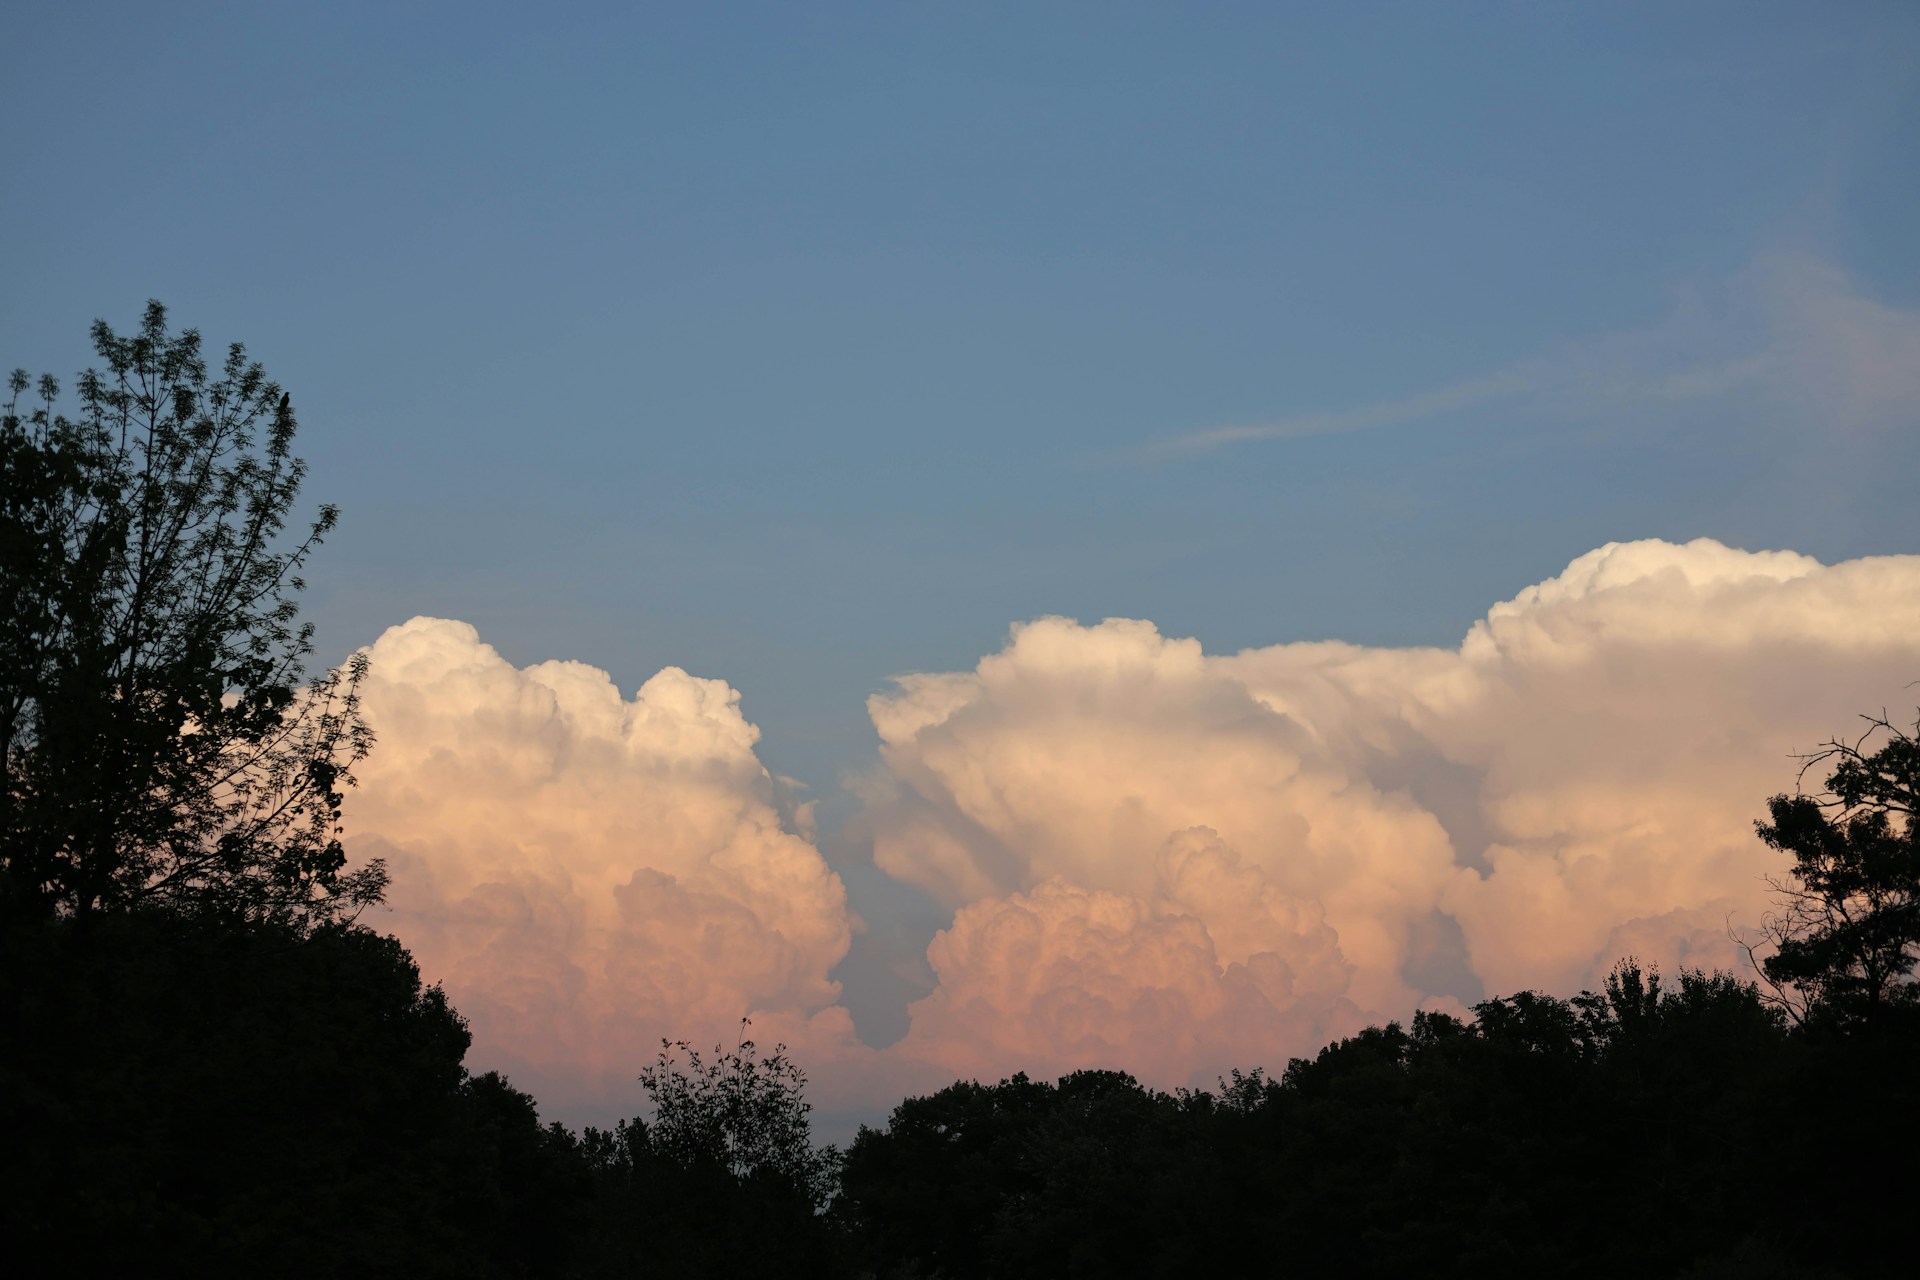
[1,302,380,926]
[1740,713,1920,1276]
[839,970,1807,1279]
[0,908,593,1276]
[637,1020,840,1212]
[571,1024,842,1277]
[1751,708,1920,1027]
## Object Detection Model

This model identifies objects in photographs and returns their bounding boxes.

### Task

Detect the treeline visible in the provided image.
[5,308,1915,1277]
[0,909,833,1276]
[6,909,1916,1277]
[839,969,1917,1279]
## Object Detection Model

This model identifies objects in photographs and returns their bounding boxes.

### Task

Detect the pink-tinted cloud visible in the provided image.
[871,539,1920,1088]
[343,618,860,1115]
[338,541,1920,1116]
[892,830,1365,1088]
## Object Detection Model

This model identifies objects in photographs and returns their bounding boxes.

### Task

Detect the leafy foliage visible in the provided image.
[1,302,379,926]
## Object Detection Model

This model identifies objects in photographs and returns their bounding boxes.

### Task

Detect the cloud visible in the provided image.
[1138,252,1920,459]
[1139,373,1530,460]
[867,539,1920,1088]
[343,618,861,1115]
[335,541,1920,1115]
[892,830,1366,1087]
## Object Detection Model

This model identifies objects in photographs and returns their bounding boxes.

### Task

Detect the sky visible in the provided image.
[5,2,1920,1136]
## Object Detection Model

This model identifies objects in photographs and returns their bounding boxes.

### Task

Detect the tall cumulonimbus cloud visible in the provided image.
[869,539,1920,1090]
[342,619,860,1114]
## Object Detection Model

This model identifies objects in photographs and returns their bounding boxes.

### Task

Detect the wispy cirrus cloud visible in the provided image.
[1138,373,1531,461]
[1133,252,1920,461]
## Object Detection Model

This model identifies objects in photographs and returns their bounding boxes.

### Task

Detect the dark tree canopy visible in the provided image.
[1,302,380,926]
[835,966,1869,1280]
[572,1027,845,1278]
[0,909,591,1277]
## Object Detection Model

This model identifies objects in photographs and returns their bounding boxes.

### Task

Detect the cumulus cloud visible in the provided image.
[893,829,1365,1086]
[335,541,1920,1115]
[343,618,860,1115]
[869,539,1920,1089]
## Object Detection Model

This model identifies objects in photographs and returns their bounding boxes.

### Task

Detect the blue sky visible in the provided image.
[5,2,1918,976]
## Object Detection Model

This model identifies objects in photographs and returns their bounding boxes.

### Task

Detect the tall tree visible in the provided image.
[1752,709,1920,1027]
[1,302,380,926]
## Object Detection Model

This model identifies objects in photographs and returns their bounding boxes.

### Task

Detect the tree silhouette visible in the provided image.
[1751,709,1920,1028]
[839,965,1811,1279]
[0,306,582,1275]
[638,1021,841,1212]
[0,910,594,1276]
[572,1024,843,1277]
[2,302,379,926]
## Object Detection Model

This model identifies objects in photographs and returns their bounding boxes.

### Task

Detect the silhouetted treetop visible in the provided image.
[1754,708,1920,1028]
[1,302,379,926]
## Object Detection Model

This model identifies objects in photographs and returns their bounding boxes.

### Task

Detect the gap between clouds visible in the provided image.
[343,537,1920,1118]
